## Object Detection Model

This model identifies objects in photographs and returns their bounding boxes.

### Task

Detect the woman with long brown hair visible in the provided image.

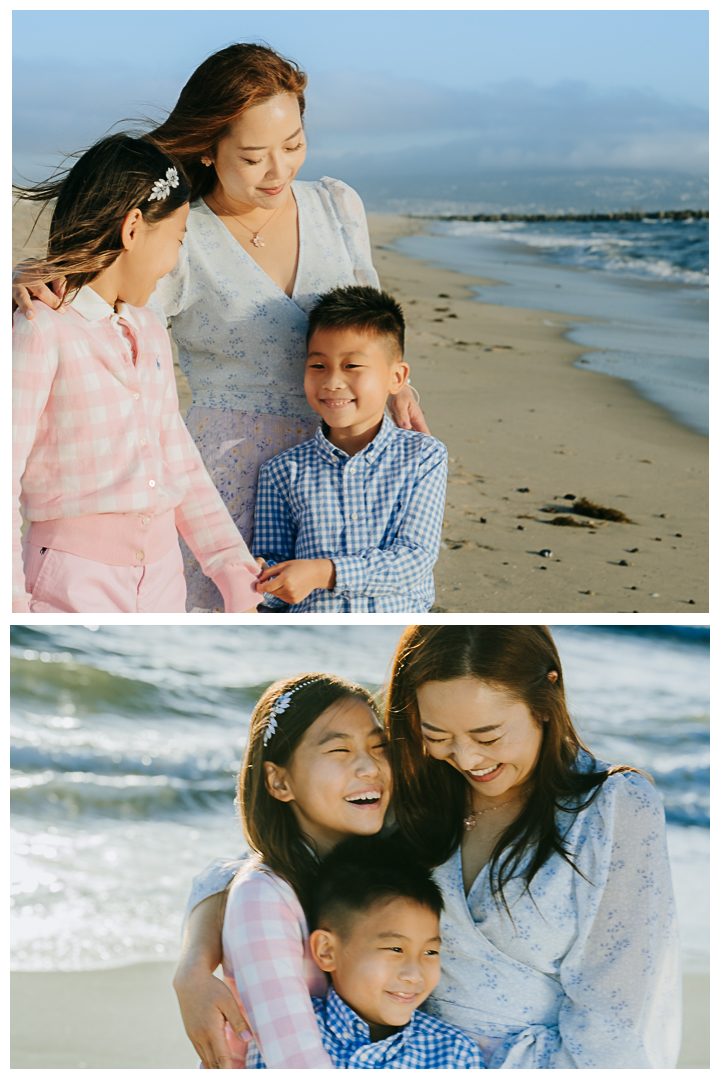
[175,625,681,1068]
[14,43,428,612]
[384,624,681,1067]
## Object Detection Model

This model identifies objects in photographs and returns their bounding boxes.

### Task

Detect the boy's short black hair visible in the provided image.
[311,835,443,938]
[306,285,405,358]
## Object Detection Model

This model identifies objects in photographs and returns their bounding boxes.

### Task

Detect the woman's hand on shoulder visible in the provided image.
[389,385,431,434]
[12,260,67,320]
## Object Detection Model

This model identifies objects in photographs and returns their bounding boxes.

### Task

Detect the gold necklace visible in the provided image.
[213,195,285,248]
[463,795,519,831]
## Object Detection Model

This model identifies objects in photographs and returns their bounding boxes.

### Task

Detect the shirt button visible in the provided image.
[133,392,140,400]
[348,466,356,473]
[141,516,150,525]
[139,437,146,446]
[136,552,144,561]
[351,513,358,520]
[148,479,156,488]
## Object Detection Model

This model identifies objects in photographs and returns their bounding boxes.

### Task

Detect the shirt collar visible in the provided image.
[323,986,415,1051]
[68,285,139,330]
[313,413,396,466]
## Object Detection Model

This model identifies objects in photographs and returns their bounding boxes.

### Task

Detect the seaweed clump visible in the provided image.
[571,498,634,523]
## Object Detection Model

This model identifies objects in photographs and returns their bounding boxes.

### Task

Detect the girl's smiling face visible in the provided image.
[416,677,543,802]
[264,696,391,855]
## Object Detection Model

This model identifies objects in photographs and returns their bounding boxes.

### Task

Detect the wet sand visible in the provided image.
[10,963,709,1068]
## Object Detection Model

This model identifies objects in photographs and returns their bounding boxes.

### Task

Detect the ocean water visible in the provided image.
[392,217,708,435]
[10,624,708,973]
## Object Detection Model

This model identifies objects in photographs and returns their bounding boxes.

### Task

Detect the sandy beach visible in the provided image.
[13,203,707,613]
[10,963,708,1068]
[367,215,708,614]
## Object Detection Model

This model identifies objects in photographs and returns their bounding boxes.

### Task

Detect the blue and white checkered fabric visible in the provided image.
[314,987,484,1069]
[247,987,484,1069]
[253,416,448,612]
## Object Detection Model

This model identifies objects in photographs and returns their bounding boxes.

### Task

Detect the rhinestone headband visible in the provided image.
[263,678,324,747]
[148,166,180,203]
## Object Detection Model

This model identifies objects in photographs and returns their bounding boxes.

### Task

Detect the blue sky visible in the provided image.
[13,9,708,210]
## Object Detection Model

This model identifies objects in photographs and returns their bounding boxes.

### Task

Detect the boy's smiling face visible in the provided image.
[305,327,409,448]
[310,897,441,1039]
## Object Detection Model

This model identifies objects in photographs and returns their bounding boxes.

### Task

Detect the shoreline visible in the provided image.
[10,962,708,1068]
[367,214,708,613]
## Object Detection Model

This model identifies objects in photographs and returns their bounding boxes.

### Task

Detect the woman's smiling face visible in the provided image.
[209,93,306,211]
[264,696,391,855]
[416,677,543,801]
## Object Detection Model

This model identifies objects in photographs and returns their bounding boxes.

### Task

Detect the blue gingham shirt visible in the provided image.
[248,987,484,1069]
[312,987,484,1069]
[253,416,448,612]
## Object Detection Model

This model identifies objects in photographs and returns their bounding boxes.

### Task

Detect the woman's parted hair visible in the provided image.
[150,42,307,201]
[13,133,190,301]
[386,625,637,909]
[239,672,380,912]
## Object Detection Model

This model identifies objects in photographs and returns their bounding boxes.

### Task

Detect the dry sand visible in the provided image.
[13,203,707,613]
[10,963,709,1068]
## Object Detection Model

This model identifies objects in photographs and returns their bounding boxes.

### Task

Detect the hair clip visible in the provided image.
[263,678,323,747]
[148,166,180,202]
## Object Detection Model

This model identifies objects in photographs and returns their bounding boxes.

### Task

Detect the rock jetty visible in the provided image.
[414,210,708,222]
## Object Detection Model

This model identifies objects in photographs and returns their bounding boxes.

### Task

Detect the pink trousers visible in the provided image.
[23,541,187,613]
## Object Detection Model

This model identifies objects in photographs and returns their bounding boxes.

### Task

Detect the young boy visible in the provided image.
[253,286,448,612]
[306,836,484,1069]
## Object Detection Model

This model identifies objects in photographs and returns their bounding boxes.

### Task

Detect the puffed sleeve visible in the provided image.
[146,238,191,322]
[183,857,246,927]
[319,177,381,288]
[491,771,682,1068]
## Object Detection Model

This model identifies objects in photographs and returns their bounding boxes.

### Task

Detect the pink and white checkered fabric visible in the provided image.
[221,864,332,1070]
[13,300,257,603]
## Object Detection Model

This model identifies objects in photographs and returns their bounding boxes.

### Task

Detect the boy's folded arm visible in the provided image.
[332,443,448,597]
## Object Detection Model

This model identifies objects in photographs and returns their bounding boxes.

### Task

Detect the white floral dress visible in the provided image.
[148,177,380,612]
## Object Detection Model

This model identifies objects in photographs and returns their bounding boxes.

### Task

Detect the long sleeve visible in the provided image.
[12,314,59,609]
[253,462,298,564]
[332,441,447,598]
[222,872,333,1070]
[490,772,682,1069]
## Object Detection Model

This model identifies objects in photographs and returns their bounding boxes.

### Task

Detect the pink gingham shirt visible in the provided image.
[12,289,259,609]
[221,862,332,1069]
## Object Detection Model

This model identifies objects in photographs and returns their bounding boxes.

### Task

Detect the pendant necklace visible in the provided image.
[214,196,285,248]
[463,795,520,831]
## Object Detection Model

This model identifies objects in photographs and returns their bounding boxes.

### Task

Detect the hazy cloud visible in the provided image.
[14,61,707,185]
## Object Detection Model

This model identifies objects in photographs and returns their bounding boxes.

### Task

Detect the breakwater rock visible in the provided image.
[414,210,708,223]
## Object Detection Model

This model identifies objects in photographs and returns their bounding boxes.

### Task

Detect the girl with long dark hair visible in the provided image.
[12,134,260,613]
[215,672,391,1068]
